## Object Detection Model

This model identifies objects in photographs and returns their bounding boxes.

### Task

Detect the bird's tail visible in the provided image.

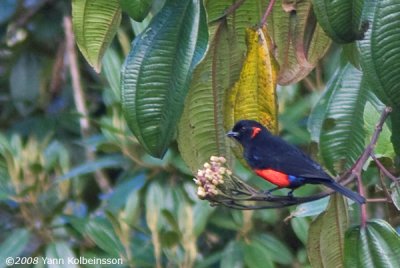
[322,181,365,204]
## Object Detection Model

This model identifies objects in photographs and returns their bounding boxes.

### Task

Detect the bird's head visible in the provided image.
[227,120,270,145]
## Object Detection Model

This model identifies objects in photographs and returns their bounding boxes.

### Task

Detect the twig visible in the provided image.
[205,171,352,210]
[377,170,393,201]
[366,198,391,203]
[260,0,276,26]
[315,64,324,90]
[63,16,111,193]
[371,153,399,183]
[356,173,368,227]
[349,107,392,227]
[303,76,317,91]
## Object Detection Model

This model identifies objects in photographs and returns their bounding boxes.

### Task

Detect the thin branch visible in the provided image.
[378,170,393,202]
[366,198,391,203]
[63,16,111,193]
[303,76,318,92]
[204,172,350,210]
[356,173,368,228]
[371,152,399,183]
[260,0,276,26]
[349,107,392,227]
[315,64,324,90]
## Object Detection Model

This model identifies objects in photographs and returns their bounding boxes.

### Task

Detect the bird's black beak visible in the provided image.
[227,131,239,138]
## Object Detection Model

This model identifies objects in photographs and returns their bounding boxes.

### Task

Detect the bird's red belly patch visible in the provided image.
[254,169,290,187]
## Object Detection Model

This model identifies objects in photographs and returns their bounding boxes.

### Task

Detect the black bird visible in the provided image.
[227,120,365,204]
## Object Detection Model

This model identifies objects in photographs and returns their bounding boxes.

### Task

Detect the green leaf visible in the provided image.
[123,188,142,223]
[57,155,129,181]
[342,43,361,69]
[145,182,164,230]
[344,219,400,267]
[308,82,337,143]
[255,234,294,265]
[121,0,208,158]
[290,197,329,218]
[220,241,244,268]
[0,229,30,267]
[72,0,121,72]
[312,0,366,43]
[85,219,126,258]
[160,230,180,248]
[389,107,400,157]
[120,0,152,22]
[66,215,88,235]
[364,102,394,159]
[45,242,77,268]
[161,209,180,233]
[291,217,310,245]
[243,239,274,268]
[10,53,41,116]
[358,0,400,107]
[102,48,122,102]
[177,20,238,172]
[318,63,366,174]
[307,195,349,268]
[193,201,215,236]
[390,182,400,211]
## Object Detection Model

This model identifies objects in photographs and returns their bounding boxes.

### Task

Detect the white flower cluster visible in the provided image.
[193,156,232,199]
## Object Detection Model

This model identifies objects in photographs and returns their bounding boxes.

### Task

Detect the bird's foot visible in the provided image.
[263,187,279,197]
[287,190,295,199]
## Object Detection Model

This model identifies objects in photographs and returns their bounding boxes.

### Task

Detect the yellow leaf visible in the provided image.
[225,26,279,134]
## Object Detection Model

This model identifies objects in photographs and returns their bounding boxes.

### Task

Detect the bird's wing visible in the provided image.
[255,135,332,181]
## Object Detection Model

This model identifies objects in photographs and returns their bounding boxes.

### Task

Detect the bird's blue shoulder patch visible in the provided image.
[288,175,305,187]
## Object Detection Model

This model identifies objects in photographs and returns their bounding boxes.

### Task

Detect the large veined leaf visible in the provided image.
[178,0,268,172]
[178,20,238,173]
[225,26,279,134]
[358,0,400,107]
[268,1,331,85]
[120,0,153,22]
[307,195,349,268]
[314,63,366,174]
[121,0,208,158]
[312,0,365,43]
[308,78,337,143]
[72,0,121,72]
[344,219,400,267]
[358,0,400,156]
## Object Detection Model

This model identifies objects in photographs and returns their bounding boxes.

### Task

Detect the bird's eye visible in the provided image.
[240,126,246,131]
